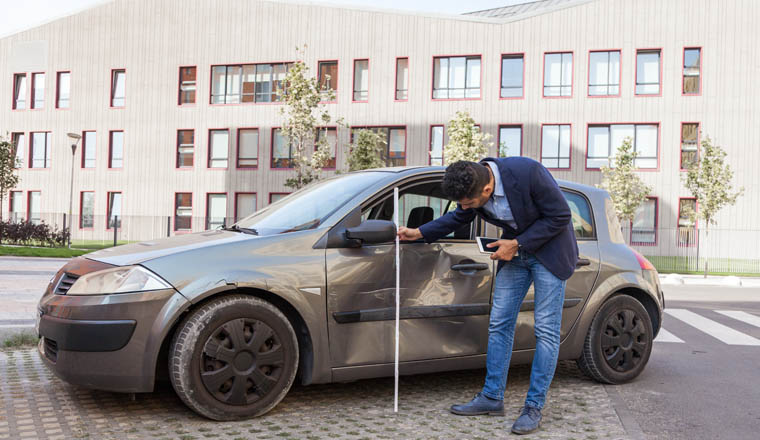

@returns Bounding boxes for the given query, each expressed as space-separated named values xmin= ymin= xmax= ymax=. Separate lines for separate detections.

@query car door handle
xmin=576 ymin=258 xmax=591 ymax=267
xmin=451 ymin=263 xmax=490 ymax=271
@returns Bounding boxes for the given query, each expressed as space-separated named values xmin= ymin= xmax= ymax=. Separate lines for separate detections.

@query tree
xmin=279 ymin=45 xmax=342 ymax=190
xmin=597 ymin=137 xmax=653 ymax=229
xmin=443 ymin=111 xmax=493 ymax=164
xmin=0 ymin=136 xmax=20 ymax=223
xmin=682 ymin=135 xmax=744 ymax=276
xmin=346 ymin=129 xmax=386 ymax=171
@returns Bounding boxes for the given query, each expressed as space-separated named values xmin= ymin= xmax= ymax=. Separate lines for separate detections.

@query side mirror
xmin=345 ymin=220 xmax=397 ymax=245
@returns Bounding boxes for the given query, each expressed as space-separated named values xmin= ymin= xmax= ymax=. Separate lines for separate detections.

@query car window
xmin=362 ymin=181 xmax=471 ymax=239
xmin=562 ymin=190 xmax=595 ymax=239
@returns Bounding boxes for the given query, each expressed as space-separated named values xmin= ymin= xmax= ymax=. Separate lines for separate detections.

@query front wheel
xmin=169 ymin=295 xmax=299 ymax=420
xmin=576 ymin=295 xmax=653 ymax=384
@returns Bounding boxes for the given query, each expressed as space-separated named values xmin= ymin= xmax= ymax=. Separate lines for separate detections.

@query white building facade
xmin=1 ymin=0 xmax=758 ymax=269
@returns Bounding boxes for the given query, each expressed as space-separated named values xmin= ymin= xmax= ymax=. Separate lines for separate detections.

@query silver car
xmin=37 ymin=166 xmax=664 ymax=420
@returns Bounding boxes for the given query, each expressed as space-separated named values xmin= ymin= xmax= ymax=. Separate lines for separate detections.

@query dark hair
xmin=441 ymin=161 xmax=490 ymax=201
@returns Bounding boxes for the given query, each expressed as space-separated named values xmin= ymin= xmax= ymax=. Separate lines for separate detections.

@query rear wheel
xmin=577 ymin=295 xmax=653 ymax=384
xmin=169 ymin=295 xmax=298 ymax=420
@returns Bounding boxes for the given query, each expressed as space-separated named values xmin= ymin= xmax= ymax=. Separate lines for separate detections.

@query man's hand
xmin=397 ymin=226 xmax=423 ymax=241
xmin=486 ymin=239 xmax=519 ymax=261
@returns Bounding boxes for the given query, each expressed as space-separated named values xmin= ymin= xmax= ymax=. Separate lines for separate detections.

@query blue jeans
xmin=481 ymin=251 xmax=567 ymax=409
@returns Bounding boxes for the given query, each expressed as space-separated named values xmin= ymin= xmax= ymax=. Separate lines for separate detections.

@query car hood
xmin=85 ymin=230 xmax=257 ymax=266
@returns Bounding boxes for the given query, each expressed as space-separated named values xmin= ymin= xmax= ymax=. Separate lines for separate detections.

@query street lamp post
xmin=66 ymin=133 xmax=82 ymax=249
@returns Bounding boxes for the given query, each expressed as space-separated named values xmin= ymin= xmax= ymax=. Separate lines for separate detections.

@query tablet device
xmin=477 ymin=237 xmax=518 ymax=256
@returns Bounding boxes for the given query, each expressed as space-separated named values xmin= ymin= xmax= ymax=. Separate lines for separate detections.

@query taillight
xmin=630 ymin=248 xmax=655 ymax=270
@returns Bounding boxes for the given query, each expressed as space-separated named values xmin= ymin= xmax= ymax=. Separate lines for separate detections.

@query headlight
xmin=67 ymin=265 xmax=172 ymax=295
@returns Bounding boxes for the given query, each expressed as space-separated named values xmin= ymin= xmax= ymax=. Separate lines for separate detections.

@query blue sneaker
xmin=511 ymin=405 xmax=542 ymax=434
xmin=450 ymin=393 xmax=505 ymax=416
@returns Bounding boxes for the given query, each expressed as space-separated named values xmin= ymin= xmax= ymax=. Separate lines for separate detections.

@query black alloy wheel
xmin=577 ymin=295 xmax=654 ymax=384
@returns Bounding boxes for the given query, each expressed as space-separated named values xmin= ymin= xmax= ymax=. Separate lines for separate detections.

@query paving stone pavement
xmin=0 ymin=347 xmax=629 ymax=440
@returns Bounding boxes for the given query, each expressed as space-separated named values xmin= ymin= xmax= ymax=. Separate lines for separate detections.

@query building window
xmin=206 ymin=193 xmax=227 ymax=230
xmin=352 ymin=59 xmax=369 ymax=102
xmin=499 ymin=125 xmax=522 ymax=158
xmin=109 ymin=131 xmax=123 ymax=168
xmin=433 ymin=56 xmax=481 ymax=99
xmin=82 ymin=131 xmax=96 ymax=168
xmin=30 ymin=73 xmax=44 ymax=109
xmin=315 ymin=128 xmax=337 ymax=169
xmin=680 ymin=123 xmax=699 ymax=170
xmin=13 ymin=74 xmax=26 ymax=109
xmin=429 ymin=125 xmax=444 ymax=165
xmin=318 ymin=61 xmax=338 ymax=100
xmin=544 ymin=52 xmax=572 ymax=97
xmin=30 ymin=132 xmax=51 ymax=168
xmin=177 ymin=130 xmax=194 ymax=168
xmin=10 ymin=191 xmax=23 ymax=222
xmin=588 ymin=50 xmax=620 ymax=96
xmin=683 ymin=48 xmax=701 ymax=95
xmin=350 ymin=127 xmax=406 ymax=166
xmin=271 ymin=128 xmax=293 ymax=168
xmin=111 ymin=69 xmax=125 ymax=107
xmin=174 ymin=193 xmax=192 ymax=231
xmin=269 ymin=193 xmax=289 ymax=204
xmin=10 ymin=132 xmax=25 ymax=168
xmin=500 ymin=54 xmax=524 ymax=98
xmin=80 ymin=191 xmax=94 ymax=228
xmin=395 ymin=57 xmax=408 ymax=100
xmin=211 ymin=63 xmax=289 ymax=104
xmin=631 ymin=197 xmax=657 ymax=245
xmin=208 ymin=129 xmax=229 ymax=168
xmin=107 ymin=192 xmax=122 ymax=229
xmin=56 ymin=72 xmax=70 ymax=108
xmin=635 ymin=50 xmax=660 ymax=95
xmin=27 ymin=191 xmax=41 ymax=225
xmin=587 ymin=124 xmax=658 ymax=169
xmin=237 ymin=128 xmax=258 ymax=168
xmin=678 ymin=198 xmax=697 ymax=246
xmin=235 ymin=193 xmax=256 ymax=222
xmin=541 ymin=125 xmax=571 ymax=169
xmin=178 ymin=66 xmax=196 ymax=105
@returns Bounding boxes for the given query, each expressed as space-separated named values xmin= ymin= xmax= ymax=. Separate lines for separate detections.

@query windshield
xmin=235 ymin=172 xmax=390 ymax=235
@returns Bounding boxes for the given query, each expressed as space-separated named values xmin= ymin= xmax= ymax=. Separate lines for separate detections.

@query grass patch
xmin=3 ymin=333 xmax=40 ymax=348
xmin=645 ymin=255 xmax=760 ymax=277
xmin=70 ymin=240 xmax=133 ymax=250
xmin=0 ymin=245 xmax=91 ymax=258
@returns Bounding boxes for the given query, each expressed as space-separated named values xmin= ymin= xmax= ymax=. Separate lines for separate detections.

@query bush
xmin=0 ymin=219 xmax=70 ymax=247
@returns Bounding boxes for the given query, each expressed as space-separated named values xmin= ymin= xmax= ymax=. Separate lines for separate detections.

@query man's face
xmin=457 ymin=184 xmax=493 ymax=210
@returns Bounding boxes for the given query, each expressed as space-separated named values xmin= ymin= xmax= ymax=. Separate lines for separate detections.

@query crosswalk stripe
xmin=715 ymin=311 xmax=760 ymax=329
xmin=654 ymin=328 xmax=684 ymax=343
xmin=664 ymin=309 xmax=760 ymax=346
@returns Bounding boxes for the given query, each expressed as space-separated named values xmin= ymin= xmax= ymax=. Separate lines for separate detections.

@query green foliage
xmin=0 ymin=135 xmax=21 ymax=222
xmin=682 ymin=136 xmax=744 ymax=233
xmin=346 ymin=129 xmax=386 ymax=171
xmin=443 ymin=111 xmax=493 ymax=164
xmin=597 ymin=137 xmax=653 ymax=224
xmin=279 ymin=45 xmax=343 ymax=190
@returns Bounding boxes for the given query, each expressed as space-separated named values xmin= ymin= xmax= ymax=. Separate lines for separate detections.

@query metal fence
xmin=2 ymin=212 xmax=759 ymax=275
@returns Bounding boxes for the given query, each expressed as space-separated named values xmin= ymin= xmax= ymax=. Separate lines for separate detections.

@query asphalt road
xmin=610 ymin=285 xmax=760 ymax=440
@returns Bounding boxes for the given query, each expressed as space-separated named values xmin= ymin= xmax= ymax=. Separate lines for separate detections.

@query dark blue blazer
xmin=418 ymin=157 xmax=579 ymax=280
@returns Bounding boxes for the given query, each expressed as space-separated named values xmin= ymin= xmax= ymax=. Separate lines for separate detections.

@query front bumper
xmin=37 ymin=286 xmax=189 ymax=393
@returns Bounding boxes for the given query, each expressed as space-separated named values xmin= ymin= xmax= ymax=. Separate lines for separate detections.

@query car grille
xmin=43 ymin=337 xmax=58 ymax=363
xmin=54 ymin=273 xmax=79 ymax=295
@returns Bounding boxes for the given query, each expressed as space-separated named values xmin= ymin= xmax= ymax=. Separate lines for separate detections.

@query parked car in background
xmin=36 ymin=166 xmax=664 ymax=420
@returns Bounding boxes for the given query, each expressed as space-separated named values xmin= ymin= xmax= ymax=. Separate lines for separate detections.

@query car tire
xmin=169 ymin=294 xmax=298 ymax=420
xmin=576 ymin=294 xmax=653 ymax=384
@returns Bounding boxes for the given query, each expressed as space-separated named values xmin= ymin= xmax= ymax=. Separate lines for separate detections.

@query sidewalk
xmin=660 ymin=273 xmax=760 ymax=287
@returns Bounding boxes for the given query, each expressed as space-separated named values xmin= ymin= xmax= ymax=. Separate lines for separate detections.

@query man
xmin=397 ymin=157 xmax=578 ymax=435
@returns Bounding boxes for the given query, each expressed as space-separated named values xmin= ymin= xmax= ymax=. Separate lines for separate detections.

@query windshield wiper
xmin=223 ymin=224 xmax=258 ymax=235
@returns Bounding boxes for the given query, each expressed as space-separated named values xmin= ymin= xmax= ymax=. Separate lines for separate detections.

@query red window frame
xmin=178 ymin=66 xmax=197 ymax=105
xmin=542 ymin=51 xmax=574 ymax=98
xmin=236 ymin=127 xmax=259 ymax=169
xmin=351 ymin=59 xmax=369 ymax=103
xmin=679 ymin=122 xmax=700 ymax=171
xmin=498 ymin=124 xmax=524 ymax=159
xmin=55 ymin=71 xmax=70 ymax=109
xmin=110 ymin=68 xmax=126 ymax=108
xmin=26 ymin=191 xmax=41 ymax=223
xmin=106 ymin=191 xmax=122 ymax=230
xmin=174 ymin=192 xmax=193 ymax=232
xmin=350 ymin=125 xmax=407 ymax=167
xmin=682 ymin=47 xmax=702 ymax=96
xmin=269 ymin=192 xmax=291 ymax=205
xmin=584 ymin=123 xmax=660 ymax=171
xmin=30 ymin=72 xmax=44 ymax=110
xmin=394 ymin=57 xmax=409 ymax=101
xmin=81 ymin=130 xmax=96 ymax=169
xmin=176 ymin=129 xmax=195 ymax=169
xmin=429 ymin=125 xmax=445 ymax=165
xmin=10 ymin=132 xmax=25 ymax=168
xmin=630 ymin=196 xmax=658 ymax=246
xmin=315 ymin=127 xmax=337 ymax=170
xmin=270 ymin=127 xmax=293 ymax=169
xmin=207 ymin=128 xmax=229 ymax=169
xmin=9 ymin=190 xmax=23 ymax=221
xmin=634 ymin=49 xmax=662 ymax=97
xmin=431 ymin=54 xmax=483 ymax=101
xmin=108 ymin=130 xmax=124 ymax=169
xmin=499 ymin=53 xmax=525 ymax=100
xmin=317 ymin=60 xmax=339 ymax=103
xmin=587 ymin=49 xmax=621 ymax=98
xmin=79 ymin=191 xmax=95 ymax=230
xmin=29 ymin=131 xmax=51 ymax=169
xmin=205 ymin=192 xmax=227 ymax=230
xmin=12 ymin=73 xmax=26 ymax=110
xmin=677 ymin=197 xmax=698 ymax=248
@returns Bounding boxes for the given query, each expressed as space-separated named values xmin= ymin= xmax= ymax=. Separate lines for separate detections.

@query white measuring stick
xmin=394 ymin=187 xmax=400 ymax=413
